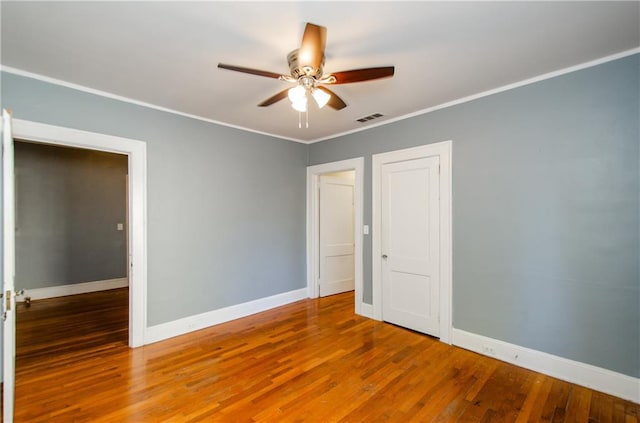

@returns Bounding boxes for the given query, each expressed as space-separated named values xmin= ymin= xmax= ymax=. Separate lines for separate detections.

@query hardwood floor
xmin=15 ymin=289 xmax=639 ymax=422
xmin=16 ymin=288 xmax=129 ymax=371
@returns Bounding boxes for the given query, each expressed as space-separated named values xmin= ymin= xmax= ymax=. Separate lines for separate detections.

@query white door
xmin=381 ymin=156 xmax=440 ymax=336
xmin=319 ymin=174 xmax=355 ymax=297
xmin=2 ymin=109 xmax=17 ymax=422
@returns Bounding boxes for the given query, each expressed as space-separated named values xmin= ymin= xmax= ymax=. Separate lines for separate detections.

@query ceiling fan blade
xmin=316 ymin=86 xmax=347 ymax=110
xmin=258 ymin=89 xmax=290 ymax=107
xmin=327 ymin=66 xmax=395 ymax=84
xmin=218 ymin=63 xmax=284 ymax=79
xmin=298 ymin=23 xmax=327 ymax=74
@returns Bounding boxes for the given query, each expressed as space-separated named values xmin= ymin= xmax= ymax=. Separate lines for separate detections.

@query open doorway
xmin=14 ymin=140 xmax=129 ymax=366
xmin=10 ymin=119 xmax=147 ymax=348
xmin=306 ymin=158 xmax=365 ymax=315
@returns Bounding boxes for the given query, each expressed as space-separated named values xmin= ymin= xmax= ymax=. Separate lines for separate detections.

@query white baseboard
xmin=452 ymin=328 xmax=639 ymax=404
xmin=358 ymin=302 xmax=374 ymax=319
xmin=18 ymin=278 xmax=129 ymax=301
xmin=145 ymin=288 xmax=308 ymax=345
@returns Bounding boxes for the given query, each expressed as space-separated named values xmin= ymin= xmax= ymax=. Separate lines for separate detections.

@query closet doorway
xmin=306 ymin=157 xmax=365 ymax=315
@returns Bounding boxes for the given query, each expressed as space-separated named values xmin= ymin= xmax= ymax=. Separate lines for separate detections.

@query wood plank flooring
xmin=15 ymin=289 xmax=639 ymax=422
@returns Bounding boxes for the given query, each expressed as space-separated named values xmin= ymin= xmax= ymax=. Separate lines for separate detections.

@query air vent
xmin=356 ymin=113 xmax=385 ymax=123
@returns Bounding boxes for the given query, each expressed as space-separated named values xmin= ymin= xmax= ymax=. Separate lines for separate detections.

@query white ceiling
xmin=1 ymin=1 xmax=639 ymax=143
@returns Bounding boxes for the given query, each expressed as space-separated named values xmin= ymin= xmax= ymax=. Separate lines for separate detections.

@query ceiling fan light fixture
xmin=288 ymin=85 xmax=306 ymax=103
xmin=288 ymin=85 xmax=308 ymax=112
xmin=312 ymin=88 xmax=331 ymax=109
xmin=218 ymin=23 xmax=393 ymax=126
xmin=291 ymin=99 xmax=307 ymax=113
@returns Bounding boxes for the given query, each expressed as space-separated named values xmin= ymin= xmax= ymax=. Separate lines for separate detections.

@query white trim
xmin=306 ymin=158 xmax=364 ymax=315
xmin=145 ymin=288 xmax=307 ymax=345
xmin=3 ymin=108 xmax=17 ymax=422
xmin=308 ymin=47 xmax=640 ymax=143
xmin=0 ymin=66 xmax=305 ymax=145
xmin=3 ymin=48 xmax=638 ymax=145
xmin=372 ymin=141 xmax=453 ymax=344
xmin=17 ymin=278 xmax=128 ymax=302
xmin=452 ymin=328 xmax=640 ymax=404
xmin=12 ymin=119 xmax=148 ymax=348
xmin=359 ymin=302 xmax=374 ymax=319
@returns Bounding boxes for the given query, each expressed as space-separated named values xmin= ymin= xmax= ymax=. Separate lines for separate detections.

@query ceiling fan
xmin=218 ymin=23 xmax=394 ymax=116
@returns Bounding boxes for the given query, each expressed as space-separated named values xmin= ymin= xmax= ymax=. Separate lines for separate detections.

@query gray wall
xmin=14 ymin=141 xmax=128 ymax=289
xmin=1 ymin=54 xmax=637 ymax=382
xmin=1 ymin=71 xmax=308 ymax=328
xmin=308 ymin=54 xmax=640 ymax=378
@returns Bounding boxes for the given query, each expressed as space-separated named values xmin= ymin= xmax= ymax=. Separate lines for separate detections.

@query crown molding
xmin=0 ymin=65 xmax=307 ymax=144
xmin=308 ymin=47 xmax=640 ymax=143
xmin=3 ymin=46 xmax=638 ymax=145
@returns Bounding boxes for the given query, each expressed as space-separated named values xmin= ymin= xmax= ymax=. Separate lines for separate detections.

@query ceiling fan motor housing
xmin=287 ymin=49 xmax=324 ymax=79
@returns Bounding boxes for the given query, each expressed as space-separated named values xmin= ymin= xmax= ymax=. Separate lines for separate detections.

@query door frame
xmin=11 ymin=119 xmax=147 ymax=347
xmin=372 ymin=141 xmax=452 ymax=344
xmin=307 ymin=158 xmax=364 ymax=313
xmin=3 ymin=109 xmax=17 ymax=422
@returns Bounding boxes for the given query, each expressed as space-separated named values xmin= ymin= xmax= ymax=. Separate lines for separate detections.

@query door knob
xmin=382 ymin=254 xmax=388 ymax=259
